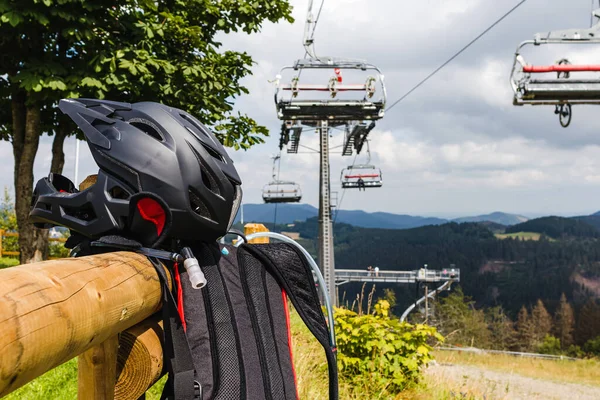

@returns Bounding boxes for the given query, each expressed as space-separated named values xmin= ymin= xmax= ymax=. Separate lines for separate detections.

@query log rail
xmin=0 ymin=251 xmax=168 ymax=399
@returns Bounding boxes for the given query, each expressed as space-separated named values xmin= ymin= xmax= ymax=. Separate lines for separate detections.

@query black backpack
xmin=148 ymin=241 xmax=338 ymax=400
xmin=63 ymin=192 xmax=337 ymax=399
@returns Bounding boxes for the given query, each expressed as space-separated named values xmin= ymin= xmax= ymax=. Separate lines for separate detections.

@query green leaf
xmin=80 ymin=77 xmax=103 ymax=88
xmin=1 ymin=11 xmax=23 ymax=27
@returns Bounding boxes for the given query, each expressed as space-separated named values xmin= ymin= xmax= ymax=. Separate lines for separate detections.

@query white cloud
xmin=3 ymin=0 xmax=600 ymax=217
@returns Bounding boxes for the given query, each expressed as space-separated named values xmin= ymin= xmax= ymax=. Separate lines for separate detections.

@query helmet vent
xmin=201 ymin=165 xmax=219 ymax=196
xmin=180 ymin=113 xmax=209 ymax=138
xmin=129 ymin=118 xmax=164 ymax=142
xmin=109 ymin=186 xmax=130 ymax=200
xmin=200 ymin=142 xmax=224 ymax=163
xmin=62 ymin=202 xmax=97 ymax=222
xmin=189 ymin=188 xmax=212 ymax=220
xmin=38 ymin=202 xmax=52 ymax=211
xmin=189 ymin=142 xmax=222 ymax=197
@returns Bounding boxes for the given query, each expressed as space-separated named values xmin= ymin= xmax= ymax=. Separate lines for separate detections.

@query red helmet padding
xmin=136 ymin=197 xmax=166 ymax=236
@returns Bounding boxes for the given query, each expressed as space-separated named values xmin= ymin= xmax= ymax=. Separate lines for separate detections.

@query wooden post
xmin=244 ymin=223 xmax=270 ymax=244
xmin=0 ymin=251 xmax=168 ymax=397
xmin=115 ymin=317 xmax=165 ymax=400
xmin=78 ymin=335 xmax=119 ymax=400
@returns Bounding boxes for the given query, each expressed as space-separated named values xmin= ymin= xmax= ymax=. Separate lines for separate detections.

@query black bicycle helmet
xmin=30 ymin=98 xmax=242 ymax=242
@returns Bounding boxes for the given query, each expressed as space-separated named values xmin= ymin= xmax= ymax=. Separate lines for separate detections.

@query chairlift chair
xmin=262 ymin=181 xmax=303 ymax=203
xmin=340 ymin=164 xmax=383 ymax=189
xmin=262 ymin=153 xmax=302 ymax=203
xmin=510 ymin=8 xmax=600 ymax=127
xmin=274 ymin=58 xmax=387 ymax=126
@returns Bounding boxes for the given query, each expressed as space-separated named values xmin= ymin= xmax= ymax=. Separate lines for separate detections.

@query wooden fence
xmin=0 ymin=229 xmax=67 ymax=258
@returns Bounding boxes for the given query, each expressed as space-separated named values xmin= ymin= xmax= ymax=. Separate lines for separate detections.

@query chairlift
xmin=274 ymin=59 xmax=387 ymax=125
xmin=510 ymin=8 xmax=600 ymax=127
xmin=262 ymin=181 xmax=303 ymax=203
xmin=340 ymin=164 xmax=382 ymax=189
xmin=262 ymin=153 xmax=302 ymax=203
xmin=340 ymin=139 xmax=382 ymax=189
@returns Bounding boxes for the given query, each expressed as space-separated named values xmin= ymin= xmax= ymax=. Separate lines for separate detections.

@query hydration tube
xmin=87 ymin=241 xmax=207 ymax=289
xmin=233 ymin=231 xmax=337 ymax=350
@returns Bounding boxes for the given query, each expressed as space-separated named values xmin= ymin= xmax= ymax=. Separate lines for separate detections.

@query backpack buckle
xmin=194 ymin=381 xmax=202 ymax=399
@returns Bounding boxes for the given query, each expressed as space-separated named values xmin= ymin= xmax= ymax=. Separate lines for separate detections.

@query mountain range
xmin=234 ymin=203 xmax=529 ymax=229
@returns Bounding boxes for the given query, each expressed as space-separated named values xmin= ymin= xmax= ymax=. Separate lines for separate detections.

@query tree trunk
xmin=11 ymin=90 xmax=25 ymax=166
xmin=14 ymin=103 xmax=46 ymax=264
xmin=50 ymin=121 xmax=68 ymax=174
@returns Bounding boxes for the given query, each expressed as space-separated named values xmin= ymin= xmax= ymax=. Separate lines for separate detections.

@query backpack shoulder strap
xmin=240 ymin=243 xmax=339 ymax=400
xmin=148 ymin=257 xmax=200 ymax=400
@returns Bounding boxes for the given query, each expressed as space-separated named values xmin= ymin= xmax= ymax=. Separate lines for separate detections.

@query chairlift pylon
xmin=262 ymin=153 xmax=303 ymax=203
xmin=510 ymin=8 xmax=600 ymax=127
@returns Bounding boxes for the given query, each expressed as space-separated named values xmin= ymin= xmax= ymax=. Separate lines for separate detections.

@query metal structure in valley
xmin=510 ymin=7 xmax=600 ymax=127
xmin=334 ymin=267 xmax=460 ymax=322
xmin=273 ymin=0 xmax=386 ymax=305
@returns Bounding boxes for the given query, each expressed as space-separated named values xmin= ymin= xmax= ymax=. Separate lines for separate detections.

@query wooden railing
xmin=0 ymin=229 xmax=67 ymax=259
xmin=0 ymin=251 xmax=169 ymax=399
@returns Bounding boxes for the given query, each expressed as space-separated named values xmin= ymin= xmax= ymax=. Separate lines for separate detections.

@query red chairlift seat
xmin=510 ymin=8 xmax=600 ymax=127
xmin=340 ymin=165 xmax=382 ymax=189
xmin=522 ymin=64 xmax=600 ymax=73
xmin=343 ymin=174 xmax=380 ymax=179
xmin=280 ymin=84 xmax=371 ymax=91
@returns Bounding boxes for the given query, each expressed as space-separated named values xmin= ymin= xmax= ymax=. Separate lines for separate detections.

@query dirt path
xmin=426 ymin=362 xmax=600 ymax=400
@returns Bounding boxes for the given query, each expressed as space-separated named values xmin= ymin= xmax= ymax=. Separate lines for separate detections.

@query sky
xmin=2 ymin=0 xmax=600 ymax=219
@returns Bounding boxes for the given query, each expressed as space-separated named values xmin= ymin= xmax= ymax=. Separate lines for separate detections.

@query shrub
xmin=583 ymin=336 xmax=600 ymax=356
xmin=537 ymin=335 xmax=561 ymax=355
xmin=49 ymin=241 xmax=70 ymax=259
xmin=566 ymin=344 xmax=584 ymax=358
xmin=335 ymin=299 xmax=443 ymax=394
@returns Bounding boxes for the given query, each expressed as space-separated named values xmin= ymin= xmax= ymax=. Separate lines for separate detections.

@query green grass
xmin=4 ymin=359 xmax=78 ymax=400
xmin=0 ymin=256 xmax=19 ymax=269
xmin=495 ymin=231 xmax=543 ymax=241
xmin=3 ymin=358 xmax=168 ymax=399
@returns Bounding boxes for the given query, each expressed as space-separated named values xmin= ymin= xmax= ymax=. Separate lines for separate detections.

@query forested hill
xmin=506 ymin=216 xmax=600 ymax=239
xmin=276 ymin=218 xmax=600 ymax=316
xmin=572 ymin=215 xmax=600 ymax=232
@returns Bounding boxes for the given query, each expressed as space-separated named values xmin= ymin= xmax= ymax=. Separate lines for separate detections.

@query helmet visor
xmin=227 ymin=185 xmax=242 ymax=232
